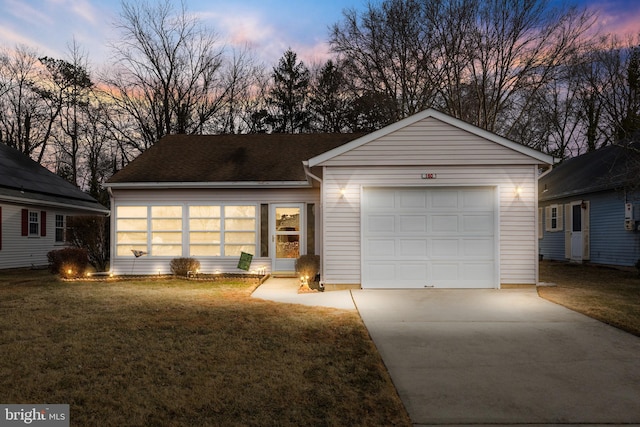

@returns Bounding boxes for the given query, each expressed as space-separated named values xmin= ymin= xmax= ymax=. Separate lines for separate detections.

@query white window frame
xmin=28 ymin=211 xmax=40 ymax=237
xmin=55 ymin=214 xmax=66 ymax=243
xmin=545 ymin=204 xmax=563 ymax=232
xmin=115 ymin=203 xmax=258 ymax=258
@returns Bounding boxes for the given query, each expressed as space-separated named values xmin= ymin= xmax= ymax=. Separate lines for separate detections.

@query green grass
xmin=0 ymin=270 xmax=411 ymax=426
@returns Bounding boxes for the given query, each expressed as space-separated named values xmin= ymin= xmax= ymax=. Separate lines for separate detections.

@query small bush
xmin=170 ymin=257 xmax=201 ymax=276
xmin=295 ymin=254 xmax=320 ymax=279
xmin=47 ymin=247 xmax=89 ymax=279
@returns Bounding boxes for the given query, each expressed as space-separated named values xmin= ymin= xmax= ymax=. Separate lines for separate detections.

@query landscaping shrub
xmin=67 ymin=215 xmax=109 ymax=271
xmin=295 ymin=254 xmax=320 ymax=279
xmin=170 ymin=257 xmax=201 ymax=276
xmin=47 ymin=247 xmax=89 ymax=279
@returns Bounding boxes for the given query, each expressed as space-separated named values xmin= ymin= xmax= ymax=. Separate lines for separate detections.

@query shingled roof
xmin=0 ymin=143 xmax=107 ymax=212
xmin=106 ymin=133 xmax=366 ymax=184
xmin=539 ymin=143 xmax=640 ymax=202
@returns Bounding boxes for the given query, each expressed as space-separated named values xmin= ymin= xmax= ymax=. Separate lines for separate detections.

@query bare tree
xmin=214 ymin=47 xmax=266 ymax=134
xmin=104 ymin=0 xmax=226 ymax=151
xmin=330 ymin=0 xmax=438 ymax=121
xmin=0 ymin=46 xmax=61 ymax=162
xmin=330 ymin=0 xmax=595 ymax=140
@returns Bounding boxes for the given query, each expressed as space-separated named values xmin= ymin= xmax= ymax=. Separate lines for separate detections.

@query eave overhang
xmin=104 ymin=180 xmax=314 ymax=190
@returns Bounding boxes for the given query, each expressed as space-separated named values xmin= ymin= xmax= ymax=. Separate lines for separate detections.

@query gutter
xmin=302 ymin=161 xmax=322 ymax=184
xmin=104 ymin=180 xmax=313 ymax=190
xmin=0 ymin=193 xmax=109 ymax=215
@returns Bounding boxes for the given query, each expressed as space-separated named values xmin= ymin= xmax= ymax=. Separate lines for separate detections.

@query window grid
xmin=151 ymin=206 xmax=182 ymax=257
xmin=28 ymin=211 xmax=39 ymax=236
xmin=115 ymin=206 xmax=148 ymax=256
xmin=55 ymin=214 xmax=65 ymax=242
xmin=189 ymin=206 xmax=221 ymax=257
xmin=115 ymin=204 xmax=258 ymax=257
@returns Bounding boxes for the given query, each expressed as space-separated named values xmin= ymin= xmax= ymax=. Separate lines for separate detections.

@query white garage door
xmin=362 ymin=187 xmax=497 ymax=288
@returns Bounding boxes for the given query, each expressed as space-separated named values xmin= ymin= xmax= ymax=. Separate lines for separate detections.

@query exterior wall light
xmin=515 ymin=186 xmax=523 ymax=199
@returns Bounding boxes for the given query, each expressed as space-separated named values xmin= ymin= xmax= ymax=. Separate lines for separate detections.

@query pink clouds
xmin=585 ymin=0 xmax=640 ymax=38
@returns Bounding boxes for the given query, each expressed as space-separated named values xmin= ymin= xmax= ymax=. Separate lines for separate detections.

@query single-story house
xmin=539 ymin=143 xmax=640 ymax=267
xmin=0 ymin=143 xmax=109 ymax=269
xmin=104 ymin=109 xmax=553 ymax=289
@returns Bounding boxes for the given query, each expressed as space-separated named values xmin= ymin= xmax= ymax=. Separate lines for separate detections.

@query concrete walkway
xmin=251 ymin=277 xmax=356 ymax=310
xmin=252 ymin=281 xmax=640 ymax=426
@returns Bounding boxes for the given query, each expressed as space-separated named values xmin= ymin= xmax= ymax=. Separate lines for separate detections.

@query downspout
xmin=303 ymin=161 xmax=324 ymax=287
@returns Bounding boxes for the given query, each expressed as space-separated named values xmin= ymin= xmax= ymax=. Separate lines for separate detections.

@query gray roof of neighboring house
xmin=106 ymin=133 xmax=366 ymax=185
xmin=0 ymin=143 xmax=108 ymax=213
xmin=539 ymin=143 xmax=640 ymax=202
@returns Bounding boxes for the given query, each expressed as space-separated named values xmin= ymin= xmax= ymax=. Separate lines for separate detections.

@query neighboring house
xmin=0 ymin=143 xmax=109 ymax=269
xmin=539 ymin=143 xmax=640 ymax=267
xmin=104 ymin=109 xmax=553 ymax=289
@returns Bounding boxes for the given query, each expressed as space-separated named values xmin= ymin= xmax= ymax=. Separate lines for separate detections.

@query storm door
xmin=271 ymin=204 xmax=304 ymax=274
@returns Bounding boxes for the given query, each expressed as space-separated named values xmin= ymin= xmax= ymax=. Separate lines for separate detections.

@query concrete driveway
xmin=351 ymin=287 xmax=640 ymax=426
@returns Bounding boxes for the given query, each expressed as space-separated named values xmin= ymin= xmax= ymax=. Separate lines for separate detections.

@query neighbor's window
xmin=151 ymin=206 xmax=183 ymax=256
xmin=223 ymin=205 xmax=256 ymax=256
xmin=55 ymin=214 xmax=65 ymax=242
xmin=29 ymin=211 xmax=40 ymax=236
xmin=189 ymin=205 xmax=221 ymax=256
xmin=545 ymin=204 xmax=563 ymax=232
xmin=116 ymin=206 xmax=148 ymax=256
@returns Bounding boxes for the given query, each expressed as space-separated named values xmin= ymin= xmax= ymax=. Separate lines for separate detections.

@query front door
xmin=271 ymin=204 xmax=304 ymax=274
xmin=570 ymin=203 xmax=582 ymax=260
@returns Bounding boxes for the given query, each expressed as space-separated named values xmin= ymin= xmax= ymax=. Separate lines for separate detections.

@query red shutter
xmin=22 ymin=209 xmax=28 ymax=236
xmin=40 ymin=211 xmax=46 ymax=237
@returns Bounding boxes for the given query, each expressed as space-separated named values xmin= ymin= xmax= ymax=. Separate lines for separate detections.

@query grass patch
xmin=538 ymin=261 xmax=640 ymax=337
xmin=0 ymin=270 xmax=410 ymax=426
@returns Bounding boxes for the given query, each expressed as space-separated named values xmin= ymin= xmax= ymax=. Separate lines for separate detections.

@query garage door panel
xmin=399 ymin=239 xmax=428 ymax=257
xmin=432 ymin=263 xmax=459 ymax=281
xmin=432 ymin=215 xmax=459 ymax=233
xmin=365 ymin=263 xmax=397 ymax=281
xmin=363 ymin=187 xmax=496 ymax=289
xmin=397 ymin=263 xmax=428 ymax=281
xmin=399 ymin=215 xmax=427 ymax=232
xmin=462 ymin=239 xmax=494 ymax=257
xmin=367 ymin=190 xmax=396 ymax=208
xmin=431 ymin=190 xmax=459 ymax=209
xmin=462 ymin=214 xmax=494 ymax=233
xmin=368 ymin=215 xmax=395 ymax=233
xmin=366 ymin=239 xmax=395 ymax=257
xmin=431 ymin=239 xmax=459 ymax=257
xmin=399 ymin=191 xmax=427 ymax=208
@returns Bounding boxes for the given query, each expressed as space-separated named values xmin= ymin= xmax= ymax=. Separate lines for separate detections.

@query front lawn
xmin=538 ymin=261 xmax=640 ymax=337
xmin=0 ymin=270 xmax=410 ymax=426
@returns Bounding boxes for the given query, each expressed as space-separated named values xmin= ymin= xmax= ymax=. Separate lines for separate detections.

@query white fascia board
xmin=104 ymin=181 xmax=313 ymax=190
xmin=0 ymin=194 xmax=110 ymax=214
xmin=308 ymin=108 xmax=555 ymax=166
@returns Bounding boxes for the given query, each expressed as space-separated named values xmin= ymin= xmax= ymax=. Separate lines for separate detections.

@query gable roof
xmin=106 ymin=133 xmax=365 ymax=187
xmin=308 ymin=108 xmax=554 ymax=167
xmin=539 ymin=143 xmax=640 ymax=201
xmin=0 ymin=143 xmax=108 ymax=213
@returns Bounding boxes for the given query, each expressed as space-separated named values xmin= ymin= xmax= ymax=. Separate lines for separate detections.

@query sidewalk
xmin=251 ymin=277 xmax=356 ymax=310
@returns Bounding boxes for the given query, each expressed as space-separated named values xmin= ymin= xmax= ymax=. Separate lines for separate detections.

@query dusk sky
xmin=0 ymin=0 xmax=639 ymax=68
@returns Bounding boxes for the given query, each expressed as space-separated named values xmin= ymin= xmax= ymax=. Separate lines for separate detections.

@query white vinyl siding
xmin=322 ymin=165 xmax=539 ymax=286
xmin=0 ymin=203 xmax=100 ymax=269
xmin=318 ymin=117 xmax=545 ymax=167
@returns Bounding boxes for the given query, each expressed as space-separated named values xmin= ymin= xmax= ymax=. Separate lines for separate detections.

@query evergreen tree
xmin=267 ymin=49 xmax=310 ymax=133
